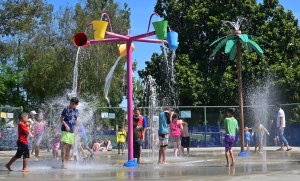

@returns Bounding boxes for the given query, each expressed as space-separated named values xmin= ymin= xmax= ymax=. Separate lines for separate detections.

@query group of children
xmin=244 ymin=122 xmax=270 ymax=153
xmin=223 ymin=108 xmax=272 ymax=167
xmin=5 ymin=98 xmax=292 ymax=171
xmin=5 ymin=97 xmax=80 ymax=171
xmin=157 ymin=108 xmax=191 ymax=164
xmin=169 ymin=113 xmax=190 ymax=157
xmin=92 ymin=137 xmax=113 ymax=152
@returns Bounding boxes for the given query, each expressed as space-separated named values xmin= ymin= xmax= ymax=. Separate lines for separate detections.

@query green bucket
xmin=152 ymin=20 xmax=168 ymax=40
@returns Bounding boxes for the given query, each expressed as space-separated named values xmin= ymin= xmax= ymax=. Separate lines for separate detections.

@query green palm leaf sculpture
xmin=209 ymin=17 xmax=264 ymax=156
xmin=210 ymin=33 xmax=263 ymax=61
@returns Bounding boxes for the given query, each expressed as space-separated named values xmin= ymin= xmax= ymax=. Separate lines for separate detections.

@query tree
xmin=139 ymin=0 xmax=300 ymax=109
xmin=0 ymin=0 xmax=53 ymax=108
xmin=0 ymin=0 xmax=131 ymax=110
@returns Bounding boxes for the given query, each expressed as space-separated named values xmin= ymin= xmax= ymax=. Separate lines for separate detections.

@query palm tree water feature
xmin=210 ymin=17 xmax=264 ymax=156
xmin=73 ymin=12 xmax=178 ymax=167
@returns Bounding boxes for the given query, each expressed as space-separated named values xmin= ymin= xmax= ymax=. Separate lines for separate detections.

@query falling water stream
xmin=162 ymin=42 xmax=178 ymax=107
xmin=71 ymin=47 xmax=81 ymax=97
xmin=104 ymin=55 xmax=122 ymax=107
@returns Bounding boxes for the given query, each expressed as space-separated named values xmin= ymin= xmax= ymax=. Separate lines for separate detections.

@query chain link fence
xmin=1 ymin=104 xmax=299 ymax=151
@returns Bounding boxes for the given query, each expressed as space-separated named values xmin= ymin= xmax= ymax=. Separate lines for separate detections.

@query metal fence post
xmin=204 ymin=106 xmax=207 ymax=147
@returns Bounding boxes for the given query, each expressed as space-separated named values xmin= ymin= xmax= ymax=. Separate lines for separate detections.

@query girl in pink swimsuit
xmin=52 ymin=128 xmax=61 ymax=160
xmin=31 ymin=113 xmax=46 ymax=158
xmin=169 ymin=113 xmax=182 ymax=157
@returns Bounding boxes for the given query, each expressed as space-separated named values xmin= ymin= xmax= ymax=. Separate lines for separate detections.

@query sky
xmin=48 ymin=0 xmax=300 ymax=77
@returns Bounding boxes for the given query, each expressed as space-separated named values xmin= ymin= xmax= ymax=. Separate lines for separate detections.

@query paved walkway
xmin=0 ymin=147 xmax=299 ymax=180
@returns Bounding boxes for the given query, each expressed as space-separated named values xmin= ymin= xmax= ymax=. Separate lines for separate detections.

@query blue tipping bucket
xmin=167 ymin=31 xmax=179 ymax=50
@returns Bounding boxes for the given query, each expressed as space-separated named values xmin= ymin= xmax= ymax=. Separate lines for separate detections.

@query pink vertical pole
xmin=126 ymin=40 xmax=134 ymax=161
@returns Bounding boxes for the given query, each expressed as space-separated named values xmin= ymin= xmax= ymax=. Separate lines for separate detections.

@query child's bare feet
xmin=22 ymin=168 xmax=31 ymax=172
xmin=5 ymin=164 xmax=12 ymax=171
xmin=226 ymin=163 xmax=230 ymax=167
xmin=231 ymin=162 xmax=235 ymax=167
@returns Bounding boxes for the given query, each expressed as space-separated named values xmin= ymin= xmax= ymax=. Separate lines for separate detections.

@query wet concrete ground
xmin=0 ymin=147 xmax=300 ymax=180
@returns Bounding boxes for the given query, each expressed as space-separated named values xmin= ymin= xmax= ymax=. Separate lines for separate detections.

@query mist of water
xmin=104 ymin=55 xmax=122 ymax=107
xmin=147 ymin=76 xmax=160 ymax=159
xmin=246 ymin=79 xmax=273 ymax=127
xmin=46 ymin=93 xmax=97 ymax=162
xmin=245 ymin=77 xmax=274 ymax=150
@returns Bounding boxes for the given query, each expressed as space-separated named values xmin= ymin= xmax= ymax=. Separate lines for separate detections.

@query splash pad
xmin=73 ymin=12 xmax=178 ymax=167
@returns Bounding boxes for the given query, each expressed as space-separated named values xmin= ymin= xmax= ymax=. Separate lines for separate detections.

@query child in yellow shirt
xmin=117 ymin=126 xmax=127 ymax=154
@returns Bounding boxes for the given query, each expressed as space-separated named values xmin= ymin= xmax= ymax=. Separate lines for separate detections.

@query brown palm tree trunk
xmin=236 ymin=39 xmax=245 ymax=152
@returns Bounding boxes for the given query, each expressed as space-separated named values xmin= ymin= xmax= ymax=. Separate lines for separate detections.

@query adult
xmin=276 ymin=104 xmax=292 ymax=151
xmin=28 ymin=110 xmax=38 ymax=138
xmin=158 ymin=108 xmax=172 ymax=164
xmin=133 ymin=107 xmax=148 ymax=159
xmin=29 ymin=110 xmax=38 ymax=124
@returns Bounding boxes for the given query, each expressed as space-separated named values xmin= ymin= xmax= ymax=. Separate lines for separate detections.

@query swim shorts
xmin=224 ymin=134 xmax=235 ymax=152
xmin=15 ymin=141 xmax=30 ymax=159
xmin=61 ymin=131 xmax=75 ymax=145
xmin=159 ymin=134 xmax=169 ymax=147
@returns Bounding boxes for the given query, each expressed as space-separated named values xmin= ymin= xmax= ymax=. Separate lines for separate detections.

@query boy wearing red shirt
xmin=5 ymin=112 xmax=31 ymax=172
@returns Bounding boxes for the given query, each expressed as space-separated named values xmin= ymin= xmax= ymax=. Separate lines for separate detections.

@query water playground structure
xmin=210 ymin=18 xmax=264 ymax=156
xmin=73 ymin=12 xmax=179 ymax=167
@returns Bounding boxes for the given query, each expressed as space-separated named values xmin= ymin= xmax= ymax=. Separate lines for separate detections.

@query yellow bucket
xmin=118 ymin=44 xmax=135 ymax=57
xmin=92 ymin=20 xmax=108 ymax=40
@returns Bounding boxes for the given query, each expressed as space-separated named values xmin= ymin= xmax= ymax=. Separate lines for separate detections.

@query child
xmin=92 ymin=140 xmax=100 ymax=152
xmin=169 ymin=113 xmax=182 ymax=157
xmin=269 ymin=119 xmax=280 ymax=146
xmin=60 ymin=97 xmax=79 ymax=169
xmin=99 ymin=137 xmax=112 ymax=151
xmin=181 ymin=121 xmax=190 ymax=156
xmin=158 ymin=108 xmax=171 ymax=164
xmin=117 ymin=126 xmax=127 ymax=154
xmin=253 ymin=121 xmax=269 ymax=153
xmin=133 ymin=119 xmax=143 ymax=163
xmin=244 ymin=127 xmax=252 ymax=152
xmin=52 ymin=127 xmax=61 ymax=160
xmin=31 ymin=112 xmax=46 ymax=159
xmin=5 ymin=112 xmax=31 ymax=172
xmin=78 ymin=122 xmax=94 ymax=158
xmin=133 ymin=107 xmax=148 ymax=159
xmin=223 ymin=108 xmax=238 ymax=167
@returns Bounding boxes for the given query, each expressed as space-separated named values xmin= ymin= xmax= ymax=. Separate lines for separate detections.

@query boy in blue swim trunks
xmin=244 ymin=127 xmax=252 ymax=151
xmin=158 ymin=108 xmax=172 ymax=164
xmin=60 ymin=97 xmax=79 ymax=169
xmin=223 ymin=108 xmax=238 ymax=167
